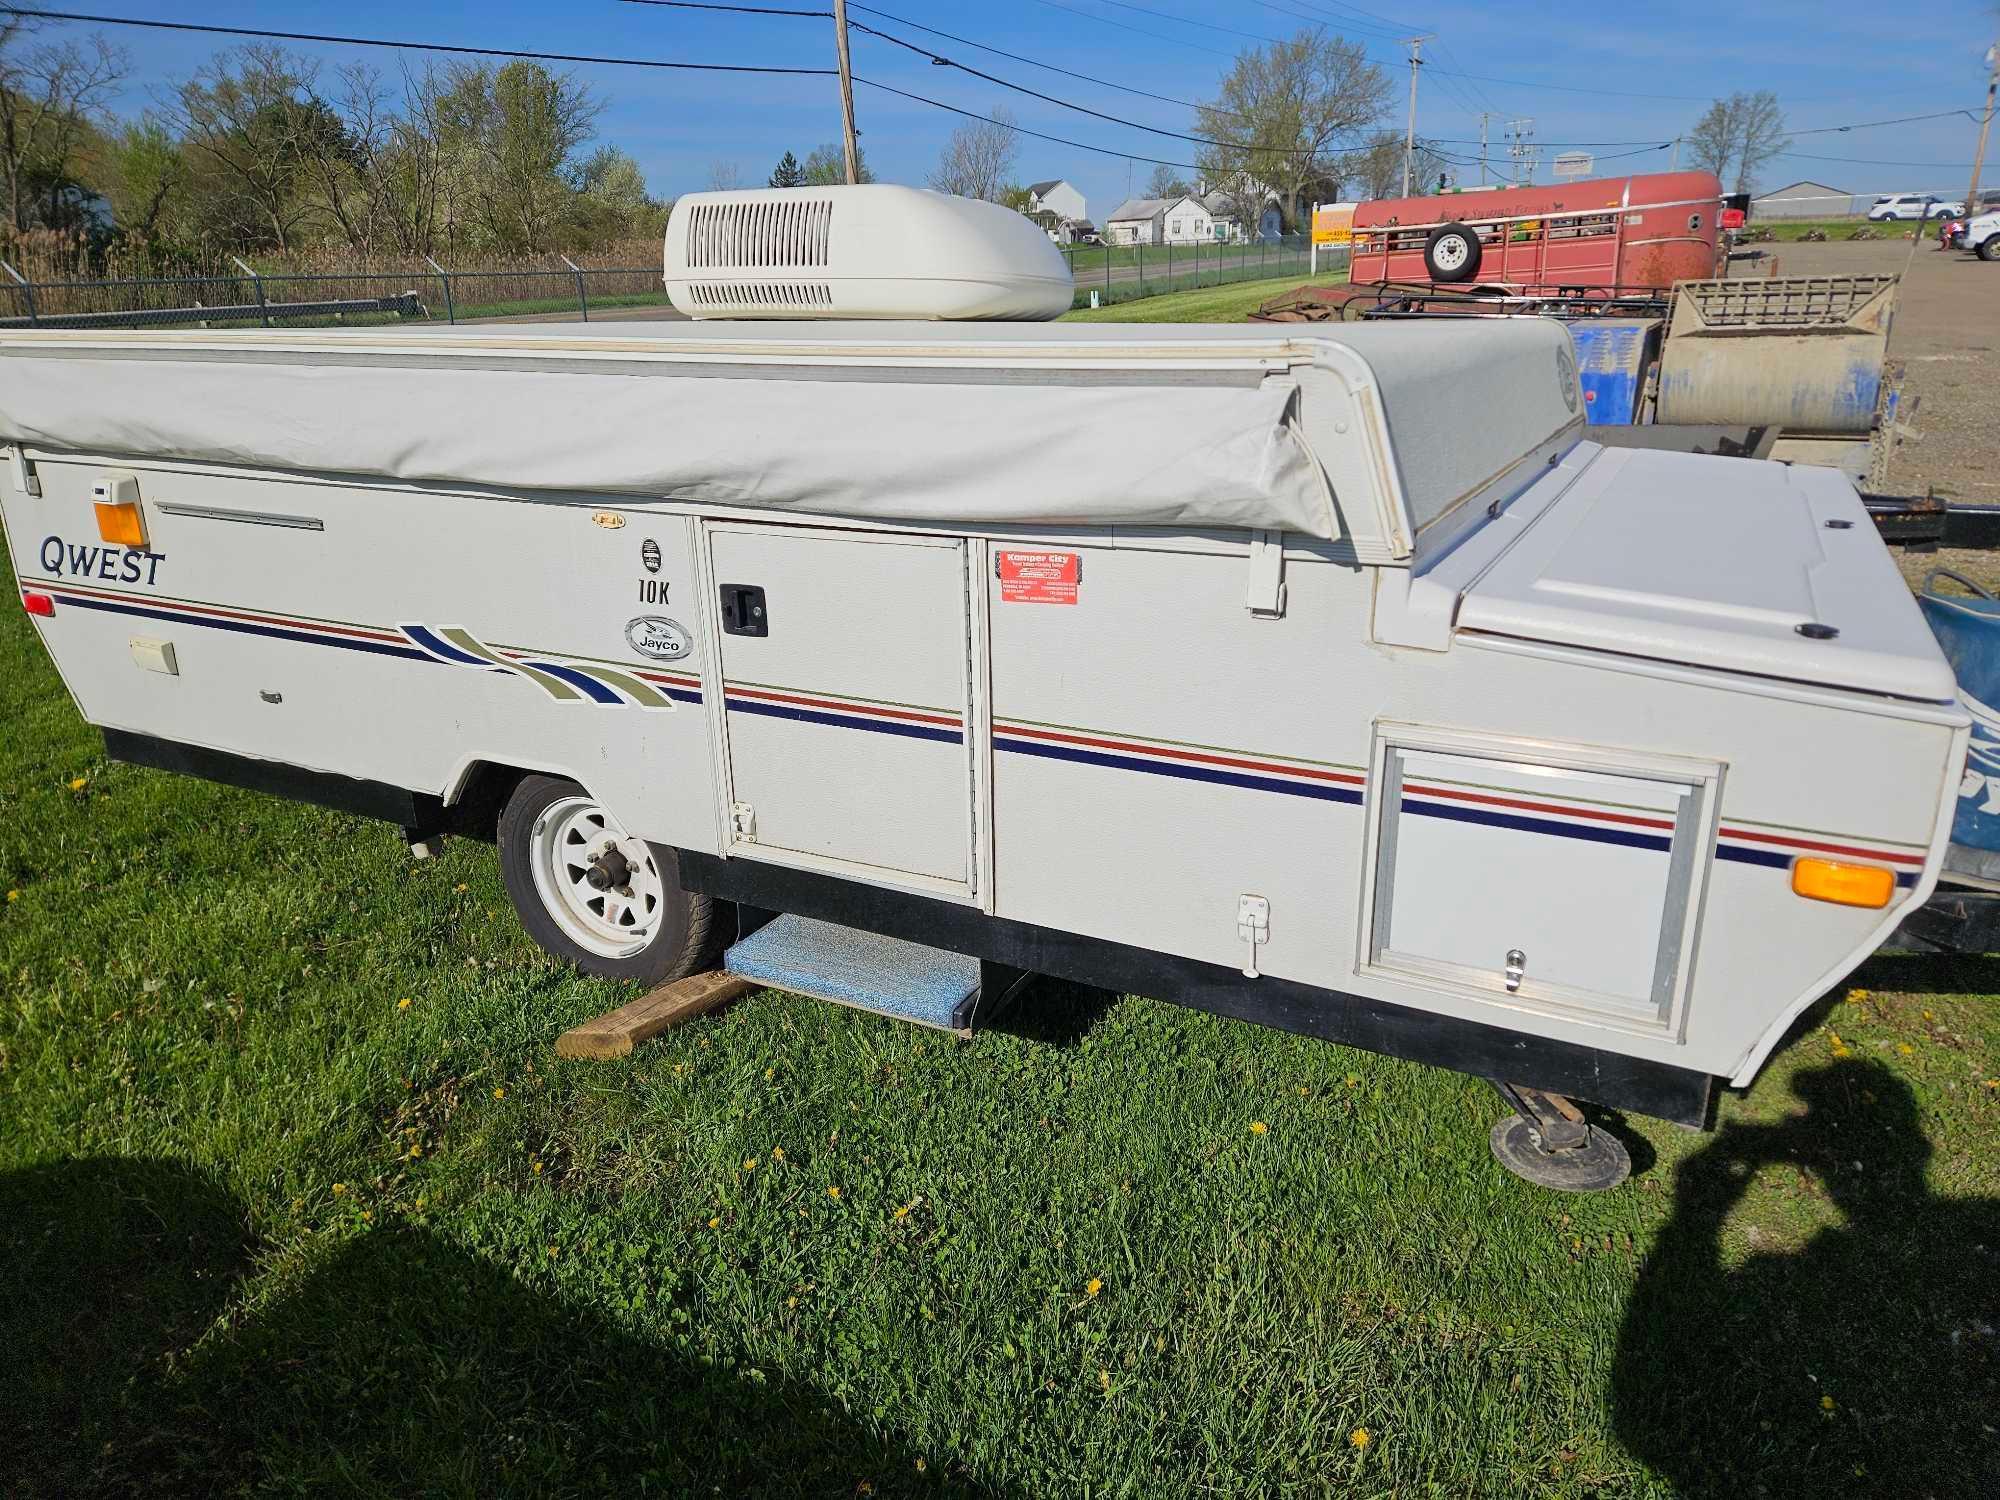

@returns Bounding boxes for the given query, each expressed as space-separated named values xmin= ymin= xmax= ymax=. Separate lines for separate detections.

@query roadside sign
xmin=1553 ymin=151 xmax=1593 ymax=180
xmin=1312 ymin=203 xmax=1356 ymax=246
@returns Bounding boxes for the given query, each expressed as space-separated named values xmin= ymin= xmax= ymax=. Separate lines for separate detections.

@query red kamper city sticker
xmin=997 ymin=550 xmax=1081 ymax=605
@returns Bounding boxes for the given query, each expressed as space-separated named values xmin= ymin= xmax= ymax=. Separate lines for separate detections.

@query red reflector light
xmin=22 ymin=591 xmax=55 ymax=617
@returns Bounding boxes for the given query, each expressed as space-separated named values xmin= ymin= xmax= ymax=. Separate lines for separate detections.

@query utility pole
xmin=1479 ymin=112 xmax=1491 ymax=186
xmin=1400 ymin=34 xmax=1433 ymax=198
xmin=1968 ymin=38 xmax=1998 ymax=220
xmin=1670 ymin=136 xmax=1680 ymax=171
xmin=1505 ymin=117 xmax=1537 ymax=186
xmin=832 ymin=0 xmax=861 ymax=185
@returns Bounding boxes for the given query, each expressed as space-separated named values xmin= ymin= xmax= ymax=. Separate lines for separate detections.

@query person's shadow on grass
xmin=0 ymin=1156 xmax=995 ymax=1498
xmin=1610 ymin=1060 xmax=2000 ymax=1498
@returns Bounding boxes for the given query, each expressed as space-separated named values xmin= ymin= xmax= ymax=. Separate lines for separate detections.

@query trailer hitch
xmin=1487 ymin=1081 xmax=1633 ymax=1192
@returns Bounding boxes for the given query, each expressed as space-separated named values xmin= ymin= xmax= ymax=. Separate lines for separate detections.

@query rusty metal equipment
xmin=1654 ymin=274 xmax=1898 ymax=432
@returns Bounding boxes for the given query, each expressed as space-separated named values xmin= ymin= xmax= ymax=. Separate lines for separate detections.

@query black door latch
xmin=719 ymin=583 xmax=769 ymax=636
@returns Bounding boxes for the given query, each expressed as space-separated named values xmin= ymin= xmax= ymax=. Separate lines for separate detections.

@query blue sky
xmin=61 ymin=1 xmax=2000 ymax=219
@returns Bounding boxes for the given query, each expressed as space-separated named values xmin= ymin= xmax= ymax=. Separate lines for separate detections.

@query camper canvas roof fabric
xmin=0 ymin=319 xmax=1579 ymax=555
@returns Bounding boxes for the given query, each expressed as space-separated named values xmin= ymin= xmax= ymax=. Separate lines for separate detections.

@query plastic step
xmin=724 ymin=914 xmax=980 ymax=1032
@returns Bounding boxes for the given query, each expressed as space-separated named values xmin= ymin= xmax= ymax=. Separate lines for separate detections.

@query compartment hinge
xmin=9 ymin=446 xmax=40 ymax=497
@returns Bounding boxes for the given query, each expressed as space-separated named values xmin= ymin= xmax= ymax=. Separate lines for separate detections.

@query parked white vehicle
xmin=1964 ymin=209 xmax=2000 ymax=261
xmin=1868 ymin=193 xmax=1963 ymax=221
xmin=0 ymin=188 xmax=1972 ymax=1189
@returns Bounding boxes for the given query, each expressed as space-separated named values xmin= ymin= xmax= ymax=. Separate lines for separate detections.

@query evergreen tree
xmin=768 ymin=150 xmax=804 ymax=188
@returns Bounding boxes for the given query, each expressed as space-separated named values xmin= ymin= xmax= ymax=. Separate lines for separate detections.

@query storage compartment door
xmin=1363 ymin=731 xmax=1718 ymax=1037
xmin=708 ymin=525 xmax=974 ymax=891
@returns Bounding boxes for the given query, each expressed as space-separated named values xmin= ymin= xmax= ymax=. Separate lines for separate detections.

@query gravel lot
xmin=1732 ymin=237 xmax=1998 ymax=501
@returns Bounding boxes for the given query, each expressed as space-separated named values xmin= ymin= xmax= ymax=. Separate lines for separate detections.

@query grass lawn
xmin=3 ymin=429 xmax=1998 ymax=1490
xmin=1062 ymin=275 xmax=1327 ymax=324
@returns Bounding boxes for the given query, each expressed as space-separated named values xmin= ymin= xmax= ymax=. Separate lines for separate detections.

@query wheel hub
xmin=527 ymin=796 xmax=665 ymax=959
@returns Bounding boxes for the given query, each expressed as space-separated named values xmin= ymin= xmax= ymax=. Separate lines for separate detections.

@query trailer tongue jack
xmin=1488 ymin=1082 xmax=1633 ymax=1192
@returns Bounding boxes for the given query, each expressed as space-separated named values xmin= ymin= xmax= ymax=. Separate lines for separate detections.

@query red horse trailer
xmin=1328 ymin=171 xmax=1725 ymax=292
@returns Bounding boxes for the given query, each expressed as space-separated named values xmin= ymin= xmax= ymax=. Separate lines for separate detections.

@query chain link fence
xmin=1057 ymin=234 xmax=1327 ymax=309
xmin=0 ymin=260 xmax=670 ymax=330
xmin=0 ymin=237 xmax=1331 ymax=329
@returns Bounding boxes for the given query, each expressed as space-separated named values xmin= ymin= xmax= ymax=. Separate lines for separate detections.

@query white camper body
xmin=0 ymin=316 xmax=1967 ymax=1131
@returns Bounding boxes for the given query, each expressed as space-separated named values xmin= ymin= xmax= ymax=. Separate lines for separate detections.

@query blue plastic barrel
xmin=1918 ymin=569 xmax=2000 ymax=856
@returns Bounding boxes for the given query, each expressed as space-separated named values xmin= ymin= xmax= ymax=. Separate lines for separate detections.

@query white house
xmin=1025 ymin=179 xmax=1086 ymax=222
xmin=1023 ymin=179 xmax=1093 ymax=243
xmin=1200 ymin=189 xmax=1284 ymax=243
xmin=1105 ymin=196 xmax=1171 ymax=245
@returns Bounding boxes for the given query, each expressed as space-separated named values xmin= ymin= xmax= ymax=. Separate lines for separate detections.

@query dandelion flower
xmin=1344 ymin=1074 xmax=1361 ymax=1088
xmin=708 ymin=1216 xmax=721 ymax=1229
xmin=827 ymin=1185 xmax=841 ymax=1200
xmin=1249 ymin=1120 xmax=1269 ymax=1135
xmin=493 ymin=1087 xmax=506 ymax=1100
xmin=1849 ymin=988 xmax=1871 ymax=1003
xmin=360 ymin=1210 xmax=373 ymax=1223
xmin=331 ymin=1182 xmax=346 ymax=1196
xmin=893 ymin=1202 xmax=913 ymax=1220
xmin=1085 ymin=1277 xmax=1103 ymax=1298
xmin=1828 ymin=1032 xmax=1852 ymax=1059
xmin=914 ymin=1459 xmax=926 ymax=1474
xmin=1896 ymin=1042 xmax=1914 ymax=1056
xmin=772 ymin=1146 xmax=785 ymax=1161
xmin=454 ymin=883 xmax=468 ymax=893
xmin=414 ymin=1197 xmax=425 ymax=1211
xmin=1821 ymin=1394 xmax=1836 ymax=1411
xmin=397 ymin=997 xmax=412 ymax=1011
xmin=532 ymin=1161 xmax=543 ymax=1174
xmin=742 ymin=1158 xmax=757 ymax=1172
xmin=1350 ymin=1428 xmax=1371 ymax=1449
xmin=787 ymin=1295 xmax=798 ymax=1309
xmin=764 ymin=1066 xmax=775 ymax=1080
xmin=68 ymin=776 xmax=87 ymax=791
xmin=547 ymin=1244 xmax=560 ymax=1257
xmin=5 ymin=890 xmax=18 ymax=903
xmin=408 ymin=1145 xmax=422 ymax=1159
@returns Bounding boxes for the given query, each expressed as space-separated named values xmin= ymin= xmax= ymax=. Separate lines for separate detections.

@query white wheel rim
xmin=1434 ymin=235 xmax=1469 ymax=271
xmin=527 ymin=796 xmax=665 ymax=959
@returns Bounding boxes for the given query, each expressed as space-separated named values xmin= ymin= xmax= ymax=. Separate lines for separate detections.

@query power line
xmin=1022 ymin=0 xmax=1233 ymax=59
xmin=0 ymin=7 xmax=838 ymax=74
xmin=842 ymin=3 xmax=1261 ymax=123
xmin=856 ymin=76 xmax=1224 ymax=169
xmin=849 ymin=16 xmax=1325 ymax=156
xmin=10 ymin=5 xmax=1250 ymax=172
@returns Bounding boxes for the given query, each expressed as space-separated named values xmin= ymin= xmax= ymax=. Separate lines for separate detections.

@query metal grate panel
xmin=685 ymin=197 xmax=834 ymax=270
xmin=685 ymin=281 xmax=834 ymax=312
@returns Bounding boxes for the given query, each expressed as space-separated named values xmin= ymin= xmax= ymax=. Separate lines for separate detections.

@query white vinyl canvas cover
xmin=0 ymin=319 xmax=1582 ymax=558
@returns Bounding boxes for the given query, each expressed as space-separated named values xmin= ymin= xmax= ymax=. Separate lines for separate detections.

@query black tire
xmin=497 ymin=774 xmax=720 ymax=984
xmin=1980 ymin=236 xmax=2000 ymax=263
xmin=1424 ymin=221 xmax=1482 ymax=283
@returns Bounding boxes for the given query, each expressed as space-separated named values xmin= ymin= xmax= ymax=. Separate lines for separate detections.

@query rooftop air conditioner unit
xmin=663 ymin=185 xmax=1074 ymax=321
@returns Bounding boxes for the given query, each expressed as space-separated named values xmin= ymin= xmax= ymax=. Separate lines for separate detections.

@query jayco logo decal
xmin=39 ymin=534 xmax=165 ymax=585
xmin=624 ymin=615 xmax=691 ymax=661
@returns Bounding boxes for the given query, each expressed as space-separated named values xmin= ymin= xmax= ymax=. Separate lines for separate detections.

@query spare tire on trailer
xmin=1424 ymin=221 xmax=1483 ymax=283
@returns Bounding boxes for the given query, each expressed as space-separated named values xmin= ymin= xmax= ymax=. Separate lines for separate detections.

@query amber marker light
xmin=1791 ymin=858 xmax=1897 ymax=909
xmin=94 ymin=500 xmax=147 ymax=548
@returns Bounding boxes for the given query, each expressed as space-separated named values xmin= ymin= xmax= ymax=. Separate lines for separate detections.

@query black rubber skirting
xmin=97 ymin=728 xmax=1718 ymax=1128
xmin=103 ymin=727 xmax=445 ymax=830
xmin=679 ymin=851 xmax=1718 ymax=1128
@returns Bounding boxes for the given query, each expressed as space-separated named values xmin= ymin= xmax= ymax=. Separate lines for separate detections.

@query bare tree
xmin=0 ymin=17 xmax=129 ymax=232
xmin=705 ymin=161 xmax=742 ymax=191
xmin=163 ymin=46 xmax=333 ymax=252
xmin=1342 ymin=129 xmax=1448 ymax=200
xmin=1194 ymin=31 xmax=1389 ymax=231
xmin=1145 ymin=164 xmax=1191 ymax=201
xmin=927 ymin=106 xmax=1018 ymax=202
xmin=1685 ymin=91 xmax=1787 ymax=194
